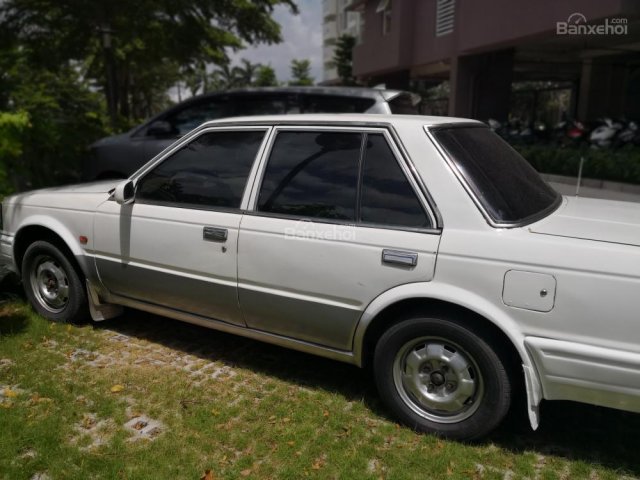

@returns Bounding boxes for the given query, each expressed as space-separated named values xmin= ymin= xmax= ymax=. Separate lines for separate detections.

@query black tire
xmin=22 ymin=240 xmax=88 ymax=323
xmin=373 ymin=316 xmax=512 ymax=440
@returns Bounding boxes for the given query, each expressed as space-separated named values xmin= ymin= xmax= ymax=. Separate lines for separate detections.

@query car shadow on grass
xmin=488 ymin=400 xmax=640 ymax=475
xmin=0 ymin=308 xmax=29 ymax=336
xmin=0 ymin=272 xmax=29 ymax=336
xmin=97 ymin=309 xmax=640 ymax=476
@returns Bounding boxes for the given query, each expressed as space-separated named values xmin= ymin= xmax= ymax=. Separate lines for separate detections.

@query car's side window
xmin=257 ymin=131 xmax=361 ymax=220
xmin=232 ymin=94 xmax=290 ymax=116
xmin=165 ymin=98 xmax=230 ymax=136
xmin=137 ymin=130 xmax=265 ymax=209
xmin=360 ymin=134 xmax=431 ymax=228
xmin=300 ymin=95 xmax=376 ymax=113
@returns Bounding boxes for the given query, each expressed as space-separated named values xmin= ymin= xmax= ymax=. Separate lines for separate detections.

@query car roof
xmin=200 ymin=113 xmax=483 ymax=129
xmin=196 ymin=86 xmax=409 ymax=100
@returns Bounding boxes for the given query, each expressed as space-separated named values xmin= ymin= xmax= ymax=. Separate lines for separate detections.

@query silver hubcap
xmin=30 ymin=255 xmax=70 ymax=313
xmin=393 ymin=337 xmax=483 ymax=423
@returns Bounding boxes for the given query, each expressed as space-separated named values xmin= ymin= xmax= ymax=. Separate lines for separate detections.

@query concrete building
xmin=322 ymin=0 xmax=364 ymax=83
xmin=347 ymin=0 xmax=640 ymax=121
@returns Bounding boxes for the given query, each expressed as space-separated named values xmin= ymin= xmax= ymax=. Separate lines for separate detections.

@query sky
xmin=228 ymin=1 xmax=323 ymax=83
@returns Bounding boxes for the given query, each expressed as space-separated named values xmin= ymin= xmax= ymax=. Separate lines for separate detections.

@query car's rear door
xmin=93 ymin=127 xmax=269 ymax=326
xmin=237 ymin=127 xmax=441 ymax=350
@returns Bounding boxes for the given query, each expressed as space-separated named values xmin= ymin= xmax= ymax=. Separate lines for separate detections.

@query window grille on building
xmin=436 ymin=0 xmax=455 ymax=36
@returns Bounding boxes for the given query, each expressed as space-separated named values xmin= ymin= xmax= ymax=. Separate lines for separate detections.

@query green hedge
xmin=515 ymin=145 xmax=640 ymax=185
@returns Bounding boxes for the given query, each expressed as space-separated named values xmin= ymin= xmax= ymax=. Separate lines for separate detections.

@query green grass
xmin=1 ymin=297 xmax=640 ymax=479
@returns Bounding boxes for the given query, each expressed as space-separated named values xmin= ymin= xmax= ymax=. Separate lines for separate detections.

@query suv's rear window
xmin=432 ymin=126 xmax=559 ymax=225
xmin=388 ymin=93 xmax=420 ymax=114
xmin=300 ymin=95 xmax=375 ymax=113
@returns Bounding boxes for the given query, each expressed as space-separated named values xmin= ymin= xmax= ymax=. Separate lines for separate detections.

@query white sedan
xmin=2 ymin=114 xmax=639 ymax=440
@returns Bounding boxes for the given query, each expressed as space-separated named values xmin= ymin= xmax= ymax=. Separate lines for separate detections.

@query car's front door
xmin=238 ymin=128 xmax=441 ymax=350
xmin=93 ymin=128 xmax=269 ymax=326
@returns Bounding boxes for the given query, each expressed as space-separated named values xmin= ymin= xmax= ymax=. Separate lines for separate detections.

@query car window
xmin=300 ymin=94 xmax=376 ymax=113
xmin=360 ymin=134 xmax=430 ymax=228
xmin=137 ymin=130 xmax=265 ymax=209
xmin=432 ymin=126 xmax=560 ymax=224
xmin=232 ymin=94 xmax=291 ymax=116
xmin=166 ymin=98 xmax=231 ymax=135
xmin=388 ymin=93 xmax=420 ymax=114
xmin=257 ymin=131 xmax=361 ymax=220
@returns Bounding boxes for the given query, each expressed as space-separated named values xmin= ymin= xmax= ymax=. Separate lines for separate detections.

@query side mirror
xmin=147 ymin=120 xmax=174 ymax=137
xmin=114 ymin=180 xmax=135 ymax=205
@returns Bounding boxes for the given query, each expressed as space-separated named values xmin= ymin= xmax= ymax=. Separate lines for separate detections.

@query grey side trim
xmin=106 ymin=292 xmax=357 ymax=365
xmin=75 ymin=254 xmax=99 ymax=283
xmin=95 ymin=257 xmax=244 ymax=326
xmin=238 ymin=286 xmax=360 ymax=351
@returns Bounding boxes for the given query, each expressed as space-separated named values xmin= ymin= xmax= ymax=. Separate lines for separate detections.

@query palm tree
xmin=234 ymin=59 xmax=261 ymax=87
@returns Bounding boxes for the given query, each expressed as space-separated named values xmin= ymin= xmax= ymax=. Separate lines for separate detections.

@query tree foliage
xmin=0 ymin=0 xmax=297 ymax=124
xmin=0 ymin=51 xmax=110 ymax=193
xmin=234 ymin=59 xmax=261 ymax=87
xmin=333 ymin=34 xmax=357 ymax=86
xmin=289 ymin=59 xmax=314 ymax=86
xmin=0 ymin=1 xmax=298 ymax=194
xmin=0 ymin=111 xmax=30 ymax=195
xmin=254 ymin=65 xmax=279 ymax=87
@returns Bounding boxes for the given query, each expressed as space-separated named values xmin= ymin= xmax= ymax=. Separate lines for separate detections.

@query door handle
xmin=382 ymin=249 xmax=418 ymax=267
xmin=203 ymin=226 xmax=228 ymax=242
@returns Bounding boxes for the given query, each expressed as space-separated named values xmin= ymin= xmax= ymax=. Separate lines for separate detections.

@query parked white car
xmin=2 ymin=114 xmax=639 ymax=440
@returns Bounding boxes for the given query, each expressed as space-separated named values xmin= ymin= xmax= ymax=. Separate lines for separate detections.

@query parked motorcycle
xmin=590 ymin=118 xmax=623 ymax=148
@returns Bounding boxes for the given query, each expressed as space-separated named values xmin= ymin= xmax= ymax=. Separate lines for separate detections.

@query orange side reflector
xmin=79 ymin=236 xmax=88 ymax=245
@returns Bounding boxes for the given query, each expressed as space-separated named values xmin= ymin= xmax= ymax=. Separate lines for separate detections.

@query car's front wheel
xmin=374 ymin=316 xmax=512 ymax=440
xmin=22 ymin=240 xmax=88 ymax=323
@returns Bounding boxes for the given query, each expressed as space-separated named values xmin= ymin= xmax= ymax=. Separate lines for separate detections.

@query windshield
xmin=432 ymin=125 xmax=560 ymax=225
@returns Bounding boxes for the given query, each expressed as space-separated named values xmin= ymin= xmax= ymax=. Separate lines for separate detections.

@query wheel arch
xmin=13 ymin=219 xmax=89 ymax=279
xmin=352 ymin=282 xmax=543 ymax=429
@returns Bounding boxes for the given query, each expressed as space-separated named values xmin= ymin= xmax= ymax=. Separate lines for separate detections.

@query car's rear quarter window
xmin=432 ymin=126 xmax=559 ymax=225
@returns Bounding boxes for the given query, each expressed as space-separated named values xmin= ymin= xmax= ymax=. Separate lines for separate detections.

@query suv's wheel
xmin=374 ymin=316 xmax=511 ymax=440
xmin=22 ymin=240 xmax=88 ymax=323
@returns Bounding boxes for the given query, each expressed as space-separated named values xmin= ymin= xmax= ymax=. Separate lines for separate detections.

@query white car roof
xmin=201 ymin=114 xmax=483 ymax=129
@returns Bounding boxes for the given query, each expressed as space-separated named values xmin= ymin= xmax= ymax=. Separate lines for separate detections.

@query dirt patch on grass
xmin=69 ymin=413 xmax=117 ymax=451
xmin=62 ymin=331 xmax=238 ymax=386
xmin=124 ymin=415 xmax=165 ymax=442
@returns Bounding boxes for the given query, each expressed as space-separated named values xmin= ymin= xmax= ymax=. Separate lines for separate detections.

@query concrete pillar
xmin=577 ymin=58 xmax=627 ymax=121
xmin=448 ymin=49 xmax=514 ymax=122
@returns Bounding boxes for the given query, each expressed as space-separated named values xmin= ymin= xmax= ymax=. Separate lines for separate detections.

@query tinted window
xmin=233 ymin=94 xmax=290 ymax=116
xmin=433 ymin=126 xmax=559 ymax=224
xmin=361 ymin=134 xmax=430 ymax=227
xmin=258 ymin=131 xmax=361 ymax=220
xmin=166 ymin=99 xmax=230 ymax=135
xmin=137 ymin=130 xmax=264 ymax=209
xmin=300 ymin=95 xmax=376 ymax=113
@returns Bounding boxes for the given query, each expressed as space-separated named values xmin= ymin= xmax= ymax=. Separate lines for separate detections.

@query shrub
xmin=515 ymin=145 xmax=640 ymax=185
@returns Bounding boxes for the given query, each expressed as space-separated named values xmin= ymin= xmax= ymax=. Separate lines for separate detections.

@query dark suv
xmin=85 ymin=86 xmax=421 ymax=180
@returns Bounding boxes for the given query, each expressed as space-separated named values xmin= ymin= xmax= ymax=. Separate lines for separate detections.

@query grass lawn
xmin=1 ymin=290 xmax=640 ymax=479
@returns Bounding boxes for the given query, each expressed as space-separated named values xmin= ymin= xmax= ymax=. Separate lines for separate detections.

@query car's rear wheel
xmin=374 ymin=316 xmax=511 ymax=440
xmin=22 ymin=240 xmax=88 ymax=323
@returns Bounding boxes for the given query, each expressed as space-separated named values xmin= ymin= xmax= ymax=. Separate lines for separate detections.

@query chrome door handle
xmin=382 ymin=249 xmax=418 ymax=267
xmin=203 ymin=226 xmax=228 ymax=242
